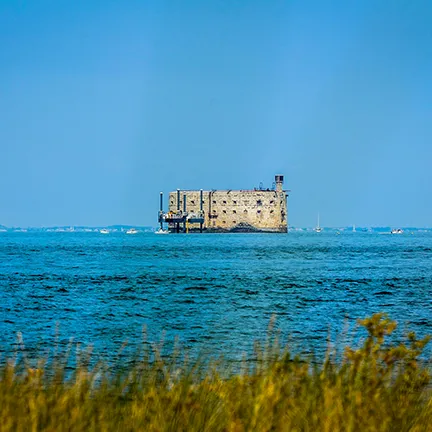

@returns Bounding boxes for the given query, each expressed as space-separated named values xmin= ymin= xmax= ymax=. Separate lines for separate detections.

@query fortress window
xmin=223 ymin=221 xmax=226 ymax=224
xmin=213 ymin=209 xmax=217 ymax=213
xmin=212 ymin=200 xmax=216 ymax=204
xmin=270 ymin=210 xmax=274 ymax=214
xmin=233 ymin=200 xmax=237 ymax=204
xmin=243 ymin=209 xmax=248 ymax=214
xmin=233 ymin=210 xmax=237 ymax=214
xmin=191 ymin=200 xmax=195 ymax=205
xmin=223 ymin=200 xmax=227 ymax=204
xmin=233 ymin=221 xmax=237 ymax=224
xmin=257 ymin=210 xmax=261 ymax=214
xmin=257 ymin=199 xmax=262 ymax=206
xmin=223 ymin=210 xmax=227 ymax=214
xmin=270 ymin=200 xmax=274 ymax=204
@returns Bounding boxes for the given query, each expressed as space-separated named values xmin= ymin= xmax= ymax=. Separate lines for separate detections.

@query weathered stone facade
xmin=168 ymin=176 xmax=288 ymax=233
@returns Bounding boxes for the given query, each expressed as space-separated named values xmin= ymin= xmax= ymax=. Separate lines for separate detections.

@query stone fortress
xmin=159 ymin=175 xmax=288 ymax=233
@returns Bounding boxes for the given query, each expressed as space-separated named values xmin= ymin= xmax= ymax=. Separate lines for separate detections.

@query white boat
xmin=314 ymin=213 xmax=322 ymax=233
xmin=126 ymin=228 xmax=138 ymax=235
xmin=391 ymin=228 xmax=404 ymax=234
xmin=155 ymin=228 xmax=169 ymax=234
xmin=100 ymin=229 xmax=109 ymax=234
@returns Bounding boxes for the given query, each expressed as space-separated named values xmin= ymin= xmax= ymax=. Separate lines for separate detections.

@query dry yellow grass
xmin=0 ymin=313 xmax=430 ymax=431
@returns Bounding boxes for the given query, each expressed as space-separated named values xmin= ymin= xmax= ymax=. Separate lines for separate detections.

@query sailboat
xmin=314 ymin=213 xmax=322 ymax=233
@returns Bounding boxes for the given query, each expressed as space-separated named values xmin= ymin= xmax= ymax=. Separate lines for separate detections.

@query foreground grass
xmin=0 ymin=314 xmax=431 ymax=431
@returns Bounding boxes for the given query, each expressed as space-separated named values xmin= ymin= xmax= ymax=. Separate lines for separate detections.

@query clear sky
xmin=1 ymin=0 xmax=431 ymax=227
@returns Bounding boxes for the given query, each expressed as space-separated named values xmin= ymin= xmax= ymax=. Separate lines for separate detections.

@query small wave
xmin=180 ymin=299 xmax=195 ymax=304
xmin=283 ymin=283 xmax=304 ymax=289
xmin=413 ymin=319 xmax=431 ymax=327
xmin=110 ymin=275 xmax=129 ymax=282
xmin=184 ymin=286 xmax=207 ymax=291
xmin=171 ymin=324 xmax=185 ymax=330
xmin=303 ymin=298 xmax=331 ymax=303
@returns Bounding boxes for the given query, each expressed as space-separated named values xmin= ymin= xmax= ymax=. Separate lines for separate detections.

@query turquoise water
xmin=0 ymin=232 xmax=431 ymax=361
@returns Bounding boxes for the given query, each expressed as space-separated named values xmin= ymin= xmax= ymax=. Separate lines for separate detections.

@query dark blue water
xmin=1 ymin=232 xmax=431 ymax=361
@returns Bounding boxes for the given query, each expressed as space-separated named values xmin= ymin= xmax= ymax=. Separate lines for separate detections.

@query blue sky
xmin=1 ymin=0 xmax=431 ymax=227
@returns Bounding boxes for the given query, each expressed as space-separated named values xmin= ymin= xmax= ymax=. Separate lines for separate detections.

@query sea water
xmin=0 ymin=232 xmax=431 ymax=361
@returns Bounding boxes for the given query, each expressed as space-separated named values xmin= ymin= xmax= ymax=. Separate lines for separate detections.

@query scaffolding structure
xmin=158 ymin=189 xmax=205 ymax=233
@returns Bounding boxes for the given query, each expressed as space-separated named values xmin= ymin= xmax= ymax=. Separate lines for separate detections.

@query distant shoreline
xmin=1 ymin=226 xmax=432 ymax=233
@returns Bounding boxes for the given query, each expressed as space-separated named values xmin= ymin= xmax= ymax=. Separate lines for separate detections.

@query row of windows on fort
xmin=215 ymin=218 xmax=279 ymax=225
xmin=171 ymin=199 xmax=283 ymax=206
xmin=182 ymin=208 xmax=279 ymax=220
xmin=210 ymin=209 xmax=276 ymax=215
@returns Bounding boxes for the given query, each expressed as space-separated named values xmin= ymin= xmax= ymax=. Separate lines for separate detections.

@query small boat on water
xmin=155 ymin=228 xmax=169 ymax=234
xmin=100 ymin=229 xmax=109 ymax=234
xmin=314 ymin=213 xmax=322 ymax=233
xmin=126 ymin=228 xmax=138 ymax=235
xmin=391 ymin=228 xmax=404 ymax=234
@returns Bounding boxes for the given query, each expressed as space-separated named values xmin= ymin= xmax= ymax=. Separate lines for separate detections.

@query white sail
xmin=314 ymin=213 xmax=322 ymax=232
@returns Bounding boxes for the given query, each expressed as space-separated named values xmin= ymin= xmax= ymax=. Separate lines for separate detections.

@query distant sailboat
xmin=314 ymin=213 xmax=322 ymax=233
xmin=353 ymin=224 xmax=356 ymax=233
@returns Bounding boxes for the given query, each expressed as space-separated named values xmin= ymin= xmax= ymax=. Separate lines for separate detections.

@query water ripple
xmin=0 ymin=232 xmax=431 ymax=359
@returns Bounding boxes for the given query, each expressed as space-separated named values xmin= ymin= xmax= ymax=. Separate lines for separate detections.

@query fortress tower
xmin=275 ymin=175 xmax=284 ymax=192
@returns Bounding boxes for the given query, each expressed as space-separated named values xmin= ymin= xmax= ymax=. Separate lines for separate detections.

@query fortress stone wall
xmin=167 ymin=176 xmax=288 ymax=233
